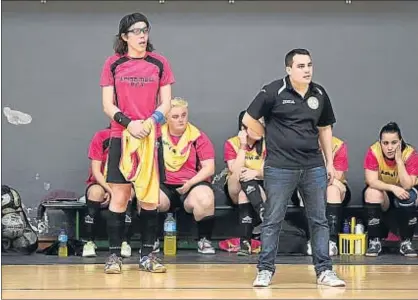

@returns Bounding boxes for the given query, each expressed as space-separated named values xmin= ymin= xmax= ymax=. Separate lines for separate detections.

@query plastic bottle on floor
xmin=163 ymin=213 xmax=177 ymax=256
xmin=58 ymin=229 xmax=68 ymax=257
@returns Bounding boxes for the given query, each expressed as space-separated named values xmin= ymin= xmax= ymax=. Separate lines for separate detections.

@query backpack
xmin=1 ymin=185 xmax=38 ymax=254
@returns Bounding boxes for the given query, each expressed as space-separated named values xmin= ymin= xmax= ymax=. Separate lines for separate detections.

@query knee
xmin=197 ymin=191 xmax=215 ymax=212
xmin=237 ymin=190 xmax=249 ymax=204
xmin=87 ymin=185 xmax=105 ymax=202
xmin=158 ymin=191 xmax=171 ymax=212
xmin=326 ymin=185 xmax=343 ymax=204
xmin=110 ymin=188 xmax=131 ymax=210
xmin=364 ymin=187 xmax=385 ymax=204
xmin=227 ymin=181 xmax=241 ymax=202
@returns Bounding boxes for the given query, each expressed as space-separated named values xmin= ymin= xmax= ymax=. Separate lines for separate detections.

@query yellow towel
xmin=119 ymin=119 xmax=159 ymax=204
xmin=161 ymin=122 xmax=201 ymax=172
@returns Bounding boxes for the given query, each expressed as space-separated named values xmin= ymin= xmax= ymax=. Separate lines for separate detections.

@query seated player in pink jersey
xmin=223 ymin=111 xmax=266 ymax=256
xmin=363 ymin=122 xmax=418 ymax=257
xmin=83 ymin=127 xmax=134 ymax=258
xmin=156 ymin=98 xmax=216 ymax=254
xmin=292 ymin=134 xmax=350 ymax=256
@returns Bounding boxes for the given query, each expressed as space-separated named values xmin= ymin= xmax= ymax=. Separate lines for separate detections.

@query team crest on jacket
xmin=307 ymin=96 xmax=319 ymax=110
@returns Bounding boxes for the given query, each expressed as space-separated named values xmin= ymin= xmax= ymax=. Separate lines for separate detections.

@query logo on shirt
xmin=282 ymin=99 xmax=295 ymax=104
xmin=120 ymin=76 xmax=155 ymax=87
xmin=307 ymin=96 xmax=319 ymax=110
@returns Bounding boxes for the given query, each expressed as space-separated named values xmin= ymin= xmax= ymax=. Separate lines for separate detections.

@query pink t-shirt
xmin=100 ymin=52 xmax=175 ymax=138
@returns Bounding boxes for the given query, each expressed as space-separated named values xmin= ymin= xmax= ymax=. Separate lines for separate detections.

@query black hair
xmin=379 ymin=121 xmax=407 ymax=151
xmin=238 ymin=110 xmax=263 ymax=156
xmin=285 ymin=48 xmax=311 ymax=67
xmin=113 ymin=12 xmax=154 ymax=55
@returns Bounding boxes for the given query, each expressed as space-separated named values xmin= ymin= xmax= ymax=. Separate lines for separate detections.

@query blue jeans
xmin=257 ymin=166 xmax=332 ymax=276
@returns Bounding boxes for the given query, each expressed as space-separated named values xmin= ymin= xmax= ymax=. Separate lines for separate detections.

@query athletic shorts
xmin=160 ymin=181 xmax=213 ymax=212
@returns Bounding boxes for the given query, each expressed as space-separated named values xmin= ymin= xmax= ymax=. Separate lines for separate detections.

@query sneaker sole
xmin=253 ymin=283 xmax=270 ymax=287
xmin=105 ymin=268 xmax=122 ymax=274
xmin=82 ymin=253 xmax=97 ymax=257
xmin=198 ymin=249 xmax=216 ymax=255
xmin=237 ymin=251 xmax=251 ymax=256
xmin=139 ymin=267 xmax=167 ymax=273
xmin=317 ymin=282 xmax=346 ymax=287
xmin=365 ymin=253 xmax=380 ymax=257
xmin=401 ymin=252 xmax=418 ymax=257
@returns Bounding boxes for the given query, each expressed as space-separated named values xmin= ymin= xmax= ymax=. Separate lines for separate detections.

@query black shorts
xmin=160 ymin=181 xmax=213 ymax=211
xmin=223 ymin=180 xmax=264 ymax=206
xmin=362 ymin=185 xmax=418 ymax=208
xmin=106 ymin=137 xmax=159 ymax=184
xmin=291 ymin=183 xmax=352 ymax=207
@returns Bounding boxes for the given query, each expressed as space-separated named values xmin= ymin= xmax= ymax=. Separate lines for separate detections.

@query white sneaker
xmin=253 ymin=270 xmax=273 ymax=287
xmin=152 ymin=239 xmax=160 ymax=253
xmin=306 ymin=240 xmax=312 ymax=255
xmin=197 ymin=237 xmax=215 ymax=254
xmin=306 ymin=240 xmax=338 ymax=256
xmin=121 ymin=241 xmax=132 ymax=258
xmin=82 ymin=241 xmax=97 ymax=257
xmin=329 ymin=241 xmax=338 ymax=256
xmin=317 ymin=270 xmax=346 ymax=287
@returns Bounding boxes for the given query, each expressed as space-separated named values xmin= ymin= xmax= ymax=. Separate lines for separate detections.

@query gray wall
xmin=2 ymin=1 xmax=418 ymax=209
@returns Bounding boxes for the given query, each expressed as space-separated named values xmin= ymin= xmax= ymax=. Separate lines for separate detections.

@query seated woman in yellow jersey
xmin=364 ymin=122 xmax=418 ymax=257
xmin=223 ymin=111 xmax=266 ymax=256
xmin=157 ymin=98 xmax=216 ymax=254
xmin=291 ymin=134 xmax=350 ymax=256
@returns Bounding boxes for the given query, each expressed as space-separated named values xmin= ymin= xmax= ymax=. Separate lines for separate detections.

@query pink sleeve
xmin=196 ymin=133 xmax=215 ymax=161
xmin=224 ymin=140 xmax=238 ymax=162
xmin=405 ymin=152 xmax=418 ymax=176
xmin=88 ymin=134 xmax=102 ymax=161
xmin=334 ymin=143 xmax=348 ymax=172
xmin=364 ymin=148 xmax=379 ymax=171
xmin=160 ymin=57 xmax=175 ymax=87
xmin=100 ymin=56 xmax=115 ymax=87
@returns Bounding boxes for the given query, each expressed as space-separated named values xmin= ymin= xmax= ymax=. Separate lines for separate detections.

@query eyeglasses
xmin=126 ymin=27 xmax=149 ymax=35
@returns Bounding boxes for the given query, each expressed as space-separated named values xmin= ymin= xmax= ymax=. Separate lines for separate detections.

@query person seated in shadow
xmin=222 ymin=111 xmax=267 ymax=256
xmin=291 ymin=133 xmax=350 ymax=256
xmin=363 ymin=122 xmax=418 ymax=257
xmin=83 ymin=126 xmax=134 ymax=258
xmin=156 ymin=98 xmax=216 ymax=254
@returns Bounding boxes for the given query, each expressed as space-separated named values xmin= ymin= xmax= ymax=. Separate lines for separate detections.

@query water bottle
xmin=343 ymin=219 xmax=350 ymax=234
xmin=163 ymin=213 xmax=177 ymax=256
xmin=58 ymin=229 xmax=68 ymax=257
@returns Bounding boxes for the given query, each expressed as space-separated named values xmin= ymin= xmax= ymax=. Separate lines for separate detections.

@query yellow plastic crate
xmin=338 ymin=233 xmax=367 ymax=255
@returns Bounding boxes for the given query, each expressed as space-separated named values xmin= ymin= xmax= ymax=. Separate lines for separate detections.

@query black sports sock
xmin=123 ymin=201 xmax=133 ymax=243
xmin=84 ymin=200 xmax=101 ymax=241
xmin=238 ymin=203 xmax=253 ymax=241
xmin=197 ymin=215 xmax=215 ymax=240
xmin=397 ymin=206 xmax=417 ymax=240
xmin=107 ymin=211 xmax=125 ymax=255
xmin=139 ymin=209 xmax=158 ymax=257
xmin=240 ymin=181 xmax=263 ymax=224
xmin=365 ymin=203 xmax=383 ymax=239
xmin=326 ymin=203 xmax=342 ymax=243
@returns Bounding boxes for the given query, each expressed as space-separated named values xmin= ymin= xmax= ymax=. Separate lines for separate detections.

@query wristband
xmin=151 ymin=110 xmax=165 ymax=124
xmin=113 ymin=112 xmax=132 ymax=128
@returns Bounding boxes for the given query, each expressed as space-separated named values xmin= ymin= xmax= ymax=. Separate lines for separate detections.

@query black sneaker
xmin=400 ymin=239 xmax=417 ymax=257
xmin=237 ymin=239 xmax=252 ymax=256
xmin=365 ymin=238 xmax=382 ymax=257
xmin=104 ymin=253 xmax=122 ymax=274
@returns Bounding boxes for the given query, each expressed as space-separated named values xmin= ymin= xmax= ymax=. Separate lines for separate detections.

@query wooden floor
xmin=2 ymin=264 xmax=418 ymax=299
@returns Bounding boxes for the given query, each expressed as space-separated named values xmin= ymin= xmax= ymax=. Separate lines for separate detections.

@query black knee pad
xmin=393 ymin=188 xmax=417 ymax=209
